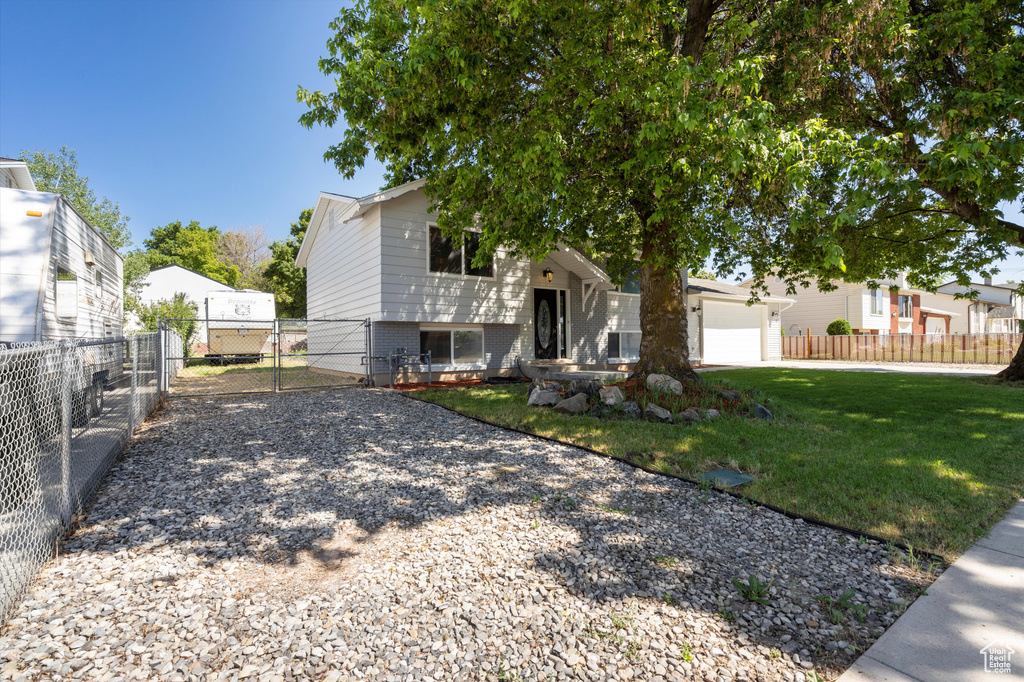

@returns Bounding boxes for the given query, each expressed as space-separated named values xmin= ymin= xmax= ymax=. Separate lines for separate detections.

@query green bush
xmin=134 ymin=292 xmax=200 ymax=357
xmin=827 ymin=319 xmax=853 ymax=336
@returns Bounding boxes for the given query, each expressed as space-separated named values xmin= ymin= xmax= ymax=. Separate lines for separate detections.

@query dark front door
xmin=534 ymin=288 xmax=558 ymax=359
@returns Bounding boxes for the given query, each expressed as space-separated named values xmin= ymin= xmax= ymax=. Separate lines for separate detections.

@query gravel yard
xmin=1 ymin=389 xmax=930 ymax=682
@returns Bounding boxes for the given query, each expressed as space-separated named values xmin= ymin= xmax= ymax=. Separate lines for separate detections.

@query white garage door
xmin=702 ymin=301 xmax=763 ymax=364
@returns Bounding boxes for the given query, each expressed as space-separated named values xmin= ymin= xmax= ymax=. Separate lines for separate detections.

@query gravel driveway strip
xmin=1 ymin=389 xmax=929 ymax=682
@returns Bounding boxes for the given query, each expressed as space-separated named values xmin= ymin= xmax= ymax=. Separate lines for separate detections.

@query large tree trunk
xmin=996 ymin=335 xmax=1024 ymax=382
xmin=630 ymin=227 xmax=701 ymax=383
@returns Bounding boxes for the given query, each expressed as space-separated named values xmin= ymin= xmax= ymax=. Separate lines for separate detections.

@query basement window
xmin=419 ymin=327 xmax=485 ymax=365
xmin=608 ymin=331 xmax=641 ymax=361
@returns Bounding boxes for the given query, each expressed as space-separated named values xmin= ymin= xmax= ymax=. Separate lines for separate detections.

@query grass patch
xmin=413 ymin=369 xmax=1024 ymax=559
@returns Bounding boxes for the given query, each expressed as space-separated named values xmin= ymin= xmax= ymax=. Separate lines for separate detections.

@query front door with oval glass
xmin=534 ymin=288 xmax=567 ymax=359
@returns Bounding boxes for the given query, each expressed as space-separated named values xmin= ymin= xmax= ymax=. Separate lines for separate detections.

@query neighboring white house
xmin=937 ymin=279 xmax=1024 ymax=334
xmin=125 ymin=264 xmax=235 ymax=346
xmin=741 ymin=272 xmax=968 ymax=337
xmin=295 ymin=180 xmax=790 ymax=382
xmin=0 ymin=158 xmax=37 ymax=191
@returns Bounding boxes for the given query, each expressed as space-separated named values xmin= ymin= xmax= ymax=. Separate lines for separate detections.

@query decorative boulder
xmin=528 ymin=390 xmax=562 ymax=407
xmin=704 ymin=408 xmax=721 ymax=420
xmin=645 ymin=403 xmax=673 ymax=423
xmin=566 ymin=378 xmax=602 ymax=399
xmin=620 ymin=401 xmax=643 ymax=420
xmin=589 ymin=405 xmax=614 ymax=419
xmin=646 ymin=373 xmax=684 ymax=395
xmin=676 ymin=407 xmax=703 ymax=423
xmin=553 ymin=392 xmax=590 ymax=415
xmin=754 ymin=404 xmax=774 ymax=421
xmin=599 ymin=386 xmax=625 ymax=406
xmin=718 ymin=389 xmax=741 ymax=402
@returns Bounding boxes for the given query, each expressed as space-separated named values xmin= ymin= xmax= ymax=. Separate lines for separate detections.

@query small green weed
xmin=655 ymin=555 xmax=679 ymax=568
xmin=661 ymin=592 xmax=680 ymax=606
xmin=733 ymin=574 xmax=773 ymax=605
xmin=717 ymin=605 xmax=736 ymax=623
xmin=816 ymin=588 xmax=869 ymax=623
xmin=596 ymin=503 xmax=631 ymax=515
xmin=769 ymin=647 xmax=781 ymax=660
xmin=679 ymin=642 xmax=693 ymax=662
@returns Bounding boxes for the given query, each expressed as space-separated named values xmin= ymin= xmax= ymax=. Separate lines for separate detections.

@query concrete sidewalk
xmin=700 ymin=360 xmax=1002 ymax=377
xmin=838 ymin=501 xmax=1024 ymax=681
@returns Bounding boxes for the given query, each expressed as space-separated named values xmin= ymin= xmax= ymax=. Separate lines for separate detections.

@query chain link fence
xmin=0 ymin=331 xmax=179 ymax=622
xmin=164 ymin=318 xmax=371 ymax=396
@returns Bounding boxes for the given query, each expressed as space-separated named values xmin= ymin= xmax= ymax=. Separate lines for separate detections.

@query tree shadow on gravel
xmin=73 ymin=388 xmax=933 ymax=677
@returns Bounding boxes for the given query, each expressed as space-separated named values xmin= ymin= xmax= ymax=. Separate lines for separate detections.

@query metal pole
xmin=130 ymin=336 xmax=138 ymax=431
xmin=273 ymin=318 xmax=279 ymax=393
xmin=59 ymin=344 xmax=73 ymax=526
xmin=427 ymin=350 xmax=432 ymax=385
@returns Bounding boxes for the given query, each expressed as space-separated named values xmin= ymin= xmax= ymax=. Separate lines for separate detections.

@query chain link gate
xmin=161 ymin=318 xmax=371 ymax=396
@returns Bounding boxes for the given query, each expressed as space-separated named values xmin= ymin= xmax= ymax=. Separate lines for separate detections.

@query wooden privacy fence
xmin=782 ymin=333 xmax=1023 ymax=365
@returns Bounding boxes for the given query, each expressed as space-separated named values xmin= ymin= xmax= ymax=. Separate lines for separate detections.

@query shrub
xmin=827 ymin=319 xmax=853 ymax=336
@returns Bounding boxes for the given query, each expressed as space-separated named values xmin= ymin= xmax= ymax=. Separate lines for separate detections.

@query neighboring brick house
xmin=740 ymin=273 xmax=968 ymax=337
xmin=295 ymin=180 xmax=789 ymax=383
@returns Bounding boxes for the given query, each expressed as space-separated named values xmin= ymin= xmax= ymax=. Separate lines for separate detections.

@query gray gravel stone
xmin=0 ymin=389 xmax=928 ymax=682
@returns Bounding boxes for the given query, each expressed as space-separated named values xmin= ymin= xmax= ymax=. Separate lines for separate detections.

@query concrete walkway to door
xmin=837 ymin=500 xmax=1024 ymax=681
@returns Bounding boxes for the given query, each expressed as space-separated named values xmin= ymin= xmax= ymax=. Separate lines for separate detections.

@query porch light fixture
xmin=542 ymin=268 xmax=553 ymax=283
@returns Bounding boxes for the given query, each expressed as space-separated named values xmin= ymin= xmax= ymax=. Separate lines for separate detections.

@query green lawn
xmin=414 ymin=369 xmax=1024 ymax=559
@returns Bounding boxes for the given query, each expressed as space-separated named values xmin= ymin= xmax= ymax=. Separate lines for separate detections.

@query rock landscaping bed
xmin=1 ymin=389 xmax=930 ymax=681
xmin=527 ymin=374 xmax=773 ymax=425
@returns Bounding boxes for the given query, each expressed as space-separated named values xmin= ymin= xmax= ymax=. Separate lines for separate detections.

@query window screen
xmin=429 ymin=226 xmax=461 ymax=274
xmin=464 ymin=232 xmax=494 ymax=277
xmin=453 ymin=330 xmax=484 ymax=363
xmin=420 ymin=331 xmax=452 ymax=363
xmin=55 ymin=267 xmax=78 ymax=321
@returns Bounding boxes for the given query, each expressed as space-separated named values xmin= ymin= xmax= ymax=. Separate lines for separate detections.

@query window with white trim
xmin=419 ymin=328 xmax=485 ymax=365
xmin=608 ymin=331 xmax=641 ymax=360
xmin=428 ymin=225 xmax=494 ymax=277
xmin=55 ymin=267 xmax=78 ymax=321
xmin=898 ymin=294 xmax=913 ymax=318
xmin=870 ymin=288 xmax=886 ymax=315
xmin=616 ymin=265 xmax=641 ymax=294
xmin=95 ymin=270 xmax=104 ymax=299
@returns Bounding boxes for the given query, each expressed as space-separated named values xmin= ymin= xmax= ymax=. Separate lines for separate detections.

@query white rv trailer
xmin=204 ymin=289 xmax=275 ymax=360
xmin=0 ymin=187 xmax=124 ymax=423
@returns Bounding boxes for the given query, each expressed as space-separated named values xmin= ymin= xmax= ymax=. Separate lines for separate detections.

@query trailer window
xmin=55 ymin=268 xmax=78 ymax=321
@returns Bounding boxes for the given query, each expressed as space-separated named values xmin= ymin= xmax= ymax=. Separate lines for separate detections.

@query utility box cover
xmin=698 ymin=469 xmax=755 ymax=488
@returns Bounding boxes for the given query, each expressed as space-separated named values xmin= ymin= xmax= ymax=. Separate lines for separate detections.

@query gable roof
xmin=688 ymin=277 xmax=791 ymax=303
xmin=146 ymin=263 xmax=235 ymax=289
xmin=0 ymin=158 xmax=37 ymax=191
xmin=295 ymin=180 xmax=423 ymax=267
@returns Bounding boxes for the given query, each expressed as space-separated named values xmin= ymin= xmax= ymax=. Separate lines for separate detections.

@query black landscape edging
xmin=398 ymin=390 xmax=945 ymax=564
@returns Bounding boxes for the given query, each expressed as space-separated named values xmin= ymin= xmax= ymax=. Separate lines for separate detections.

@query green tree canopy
xmin=299 ymin=0 xmax=1022 ymax=379
xmin=264 ymin=208 xmax=312 ymax=318
xmin=20 ymin=146 xmax=132 ymax=249
xmin=298 ymin=0 xmax=911 ymax=380
xmin=144 ymin=220 xmax=239 ymax=287
xmin=733 ymin=0 xmax=1024 ymax=379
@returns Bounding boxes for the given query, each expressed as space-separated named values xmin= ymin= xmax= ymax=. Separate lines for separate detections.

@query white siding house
xmin=743 ymin=273 xmax=969 ymax=337
xmin=297 ymin=181 xmax=788 ymax=382
xmin=937 ymin=280 xmax=1024 ymax=334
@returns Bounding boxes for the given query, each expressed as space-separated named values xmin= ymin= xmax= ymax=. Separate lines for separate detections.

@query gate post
xmin=273 ymin=318 xmax=279 ymax=393
xmin=129 ymin=336 xmax=139 ymax=431
xmin=365 ymin=319 xmax=374 ymax=387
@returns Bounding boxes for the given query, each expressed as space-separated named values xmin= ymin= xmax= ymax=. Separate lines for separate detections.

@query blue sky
xmin=1 ymin=0 xmax=1021 ymax=282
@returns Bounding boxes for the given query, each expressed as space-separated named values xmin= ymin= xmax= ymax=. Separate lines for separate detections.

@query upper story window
xmin=428 ymin=225 xmax=494 ymax=278
xmin=898 ymin=295 xmax=913 ymax=318
xmin=95 ymin=270 xmax=104 ymax=299
xmin=870 ymin=289 xmax=886 ymax=315
xmin=616 ymin=265 xmax=641 ymax=294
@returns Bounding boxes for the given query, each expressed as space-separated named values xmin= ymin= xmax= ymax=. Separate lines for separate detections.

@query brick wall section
xmin=888 ymin=293 xmax=926 ymax=334
xmin=483 ymin=323 xmax=523 ymax=370
xmin=370 ymin=322 xmax=420 ymax=374
xmin=569 ymin=273 xmax=608 ymax=364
